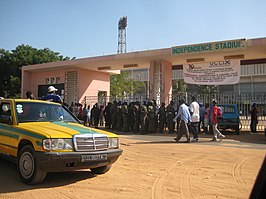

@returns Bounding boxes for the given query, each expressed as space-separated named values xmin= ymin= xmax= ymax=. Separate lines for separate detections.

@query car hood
xmin=17 ymin=121 xmax=118 ymax=138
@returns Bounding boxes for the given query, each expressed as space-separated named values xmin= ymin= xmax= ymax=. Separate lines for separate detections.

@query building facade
xmin=22 ymin=37 xmax=266 ymax=107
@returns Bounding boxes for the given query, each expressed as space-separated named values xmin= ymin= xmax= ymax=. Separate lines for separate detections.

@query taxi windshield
xmin=15 ymin=102 xmax=79 ymax=123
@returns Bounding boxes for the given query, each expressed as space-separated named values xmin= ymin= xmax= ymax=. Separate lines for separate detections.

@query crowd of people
xmin=69 ymin=96 xmax=226 ymax=142
xmin=24 ymin=85 xmax=260 ymax=138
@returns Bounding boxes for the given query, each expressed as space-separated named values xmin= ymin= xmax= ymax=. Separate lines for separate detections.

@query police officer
xmin=140 ymin=100 xmax=148 ymax=134
xmin=111 ymin=101 xmax=117 ymax=130
xmin=147 ymin=100 xmax=156 ymax=133
xmin=128 ymin=102 xmax=135 ymax=132
xmin=158 ymin=102 xmax=166 ymax=133
xmin=116 ymin=101 xmax=122 ymax=131
xmin=93 ymin=103 xmax=100 ymax=128
xmin=133 ymin=101 xmax=140 ymax=133
xmin=104 ymin=102 xmax=112 ymax=129
xmin=167 ymin=100 xmax=175 ymax=134
xmin=121 ymin=101 xmax=129 ymax=132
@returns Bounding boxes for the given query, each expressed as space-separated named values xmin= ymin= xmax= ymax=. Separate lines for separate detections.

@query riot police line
xmin=78 ymin=100 xmax=178 ymax=134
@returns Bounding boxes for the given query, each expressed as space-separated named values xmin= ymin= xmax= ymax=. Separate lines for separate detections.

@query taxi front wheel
xmin=17 ymin=145 xmax=47 ymax=184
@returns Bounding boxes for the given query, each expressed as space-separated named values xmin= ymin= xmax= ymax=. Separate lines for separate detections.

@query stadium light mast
xmin=117 ymin=16 xmax=127 ymax=54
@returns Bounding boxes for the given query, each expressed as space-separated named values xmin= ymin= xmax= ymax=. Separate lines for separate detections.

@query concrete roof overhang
xmin=23 ymin=37 xmax=266 ymax=73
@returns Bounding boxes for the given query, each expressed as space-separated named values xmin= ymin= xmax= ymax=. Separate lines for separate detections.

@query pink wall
xmin=21 ymin=70 xmax=66 ymax=98
xmin=21 ymin=68 xmax=110 ymax=103
xmin=77 ymin=69 xmax=110 ymax=103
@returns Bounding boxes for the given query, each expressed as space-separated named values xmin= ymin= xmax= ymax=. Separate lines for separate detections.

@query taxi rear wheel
xmin=17 ymin=145 xmax=47 ymax=184
xmin=90 ymin=164 xmax=112 ymax=174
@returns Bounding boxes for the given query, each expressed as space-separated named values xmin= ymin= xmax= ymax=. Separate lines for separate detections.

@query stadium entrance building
xmin=22 ymin=37 xmax=266 ymax=107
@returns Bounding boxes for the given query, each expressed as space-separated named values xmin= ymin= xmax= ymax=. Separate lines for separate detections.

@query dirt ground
xmin=0 ymin=132 xmax=265 ymax=199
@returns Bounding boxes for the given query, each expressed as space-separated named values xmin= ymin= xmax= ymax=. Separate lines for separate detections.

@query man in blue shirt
xmin=41 ymin=86 xmax=63 ymax=104
xmin=173 ymin=98 xmax=191 ymax=143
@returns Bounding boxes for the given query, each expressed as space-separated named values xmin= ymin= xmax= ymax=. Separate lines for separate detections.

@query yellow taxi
xmin=0 ymin=99 xmax=122 ymax=184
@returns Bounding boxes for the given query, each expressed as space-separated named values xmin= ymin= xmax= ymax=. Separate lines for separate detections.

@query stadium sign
xmin=172 ymin=39 xmax=246 ymax=55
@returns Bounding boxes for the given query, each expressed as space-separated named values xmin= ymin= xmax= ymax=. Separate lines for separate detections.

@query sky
xmin=0 ymin=0 xmax=266 ymax=59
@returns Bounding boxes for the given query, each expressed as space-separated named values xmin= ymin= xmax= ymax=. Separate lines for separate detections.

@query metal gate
xmin=170 ymin=92 xmax=266 ymax=131
xmin=82 ymin=92 xmax=266 ymax=131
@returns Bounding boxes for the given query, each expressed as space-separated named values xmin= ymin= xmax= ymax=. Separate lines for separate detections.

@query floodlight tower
xmin=117 ymin=16 xmax=127 ymax=54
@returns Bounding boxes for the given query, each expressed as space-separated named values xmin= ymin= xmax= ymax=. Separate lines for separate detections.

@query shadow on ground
xmin=0 ymin=158 xmax=96 ymax=194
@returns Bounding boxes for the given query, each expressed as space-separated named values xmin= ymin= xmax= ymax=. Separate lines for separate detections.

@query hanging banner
xmin=183 ymin=60 xmax=240 ymax=85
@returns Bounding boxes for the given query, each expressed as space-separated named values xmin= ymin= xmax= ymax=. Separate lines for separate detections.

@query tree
xmin=0 ymin=45 xmax=73 ymax=97
xmin=172 ymin=79 xmax=187 ymax=95
xmin=110 ymin=72 xmax=144 ymax=99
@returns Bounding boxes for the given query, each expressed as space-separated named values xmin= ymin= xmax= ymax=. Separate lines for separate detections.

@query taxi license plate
xmin=81 ymin=154 xmax=107 ymax=162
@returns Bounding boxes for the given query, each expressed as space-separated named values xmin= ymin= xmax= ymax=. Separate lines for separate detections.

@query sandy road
xmin=0 ymin=132 xmax=265 ymax=199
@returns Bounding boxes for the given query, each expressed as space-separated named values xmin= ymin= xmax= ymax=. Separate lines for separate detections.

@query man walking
xmin=173 ymin=99 xmax=191 ymax=143
xmin=190 ymin=96 xmax=200 ymax=142
xmin=210 ymin=99 xmax=225 ymax=141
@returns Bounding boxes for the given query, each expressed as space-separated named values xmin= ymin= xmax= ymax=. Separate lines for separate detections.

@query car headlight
xmin=109 ymin=138 xmax=119 ymax=149
xmin=43 ymin=139 xmax=73 ymax=150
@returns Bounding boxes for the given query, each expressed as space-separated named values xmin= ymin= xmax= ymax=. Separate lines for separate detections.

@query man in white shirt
xmin=190 ymin=96 xmax=200 ymax=142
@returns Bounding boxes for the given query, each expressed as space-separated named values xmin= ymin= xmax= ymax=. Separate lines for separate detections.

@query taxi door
xmin=0 ymin=101 xmax=13 ymax=155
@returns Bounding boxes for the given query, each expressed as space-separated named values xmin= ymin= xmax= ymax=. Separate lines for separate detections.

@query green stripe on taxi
xmin=52 ymin=122 xmax=100 ymax=135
